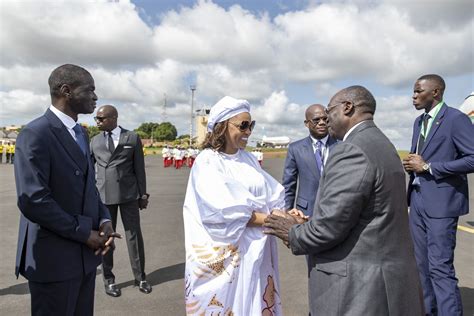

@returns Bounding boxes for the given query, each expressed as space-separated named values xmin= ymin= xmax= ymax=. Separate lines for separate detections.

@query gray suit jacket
xmin=289 ymin=121 xmax=424 ymax=315
xmin=282 ymin=136 xmax=337 ymax=216
xmin=90 ymin=127 xmax=146 ymax=205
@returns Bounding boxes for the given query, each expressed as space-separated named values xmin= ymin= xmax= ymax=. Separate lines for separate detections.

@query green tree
xmin=135 ymin=122 xmax=160 ymax=139
xmin=87 ymin=125 xmax=101 ymax=138
xmin=135 ymin=130 xmax=148 ymax=140
xmin=153 ymin=122 xmax=177 ymax=141
xmin=177 ymin=134 xmax=190 ymax=140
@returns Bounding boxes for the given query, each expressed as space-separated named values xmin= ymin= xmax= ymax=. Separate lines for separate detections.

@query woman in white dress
xmin=183 ymin=96 xmax=288 ymax=316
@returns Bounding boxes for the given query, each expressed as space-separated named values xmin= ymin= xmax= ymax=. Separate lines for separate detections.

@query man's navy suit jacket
xmin=283 ymin=136 xmax=337 ymax=216
xmin=14 ymin=109 xmax=110 ymax=282
xmin=407 ymin=103 xmax=474 ymax=218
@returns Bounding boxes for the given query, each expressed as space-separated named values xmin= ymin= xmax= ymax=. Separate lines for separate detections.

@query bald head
xmin=338 ymin=85 xmax=376 ymax=115
xmin=327 ymin=85 xmax=375 ymax=140
xmin=305 ymin=104 xmax=325 ymax=119
xmin=97 ymin=105 xmax=117 ymax=117
xmin=95 ymin=105 xmax=118 ymax=131
xmin=304 ymin=103 xmax=328 ymax=139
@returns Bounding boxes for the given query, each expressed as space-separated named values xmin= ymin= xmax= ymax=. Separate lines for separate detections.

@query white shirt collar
xmin=49 ymin=105 xmax=77 ymax=129
xmin=310 ymin=134 xmax=329 ymax=146
xmin=343 ymin=120 xmax=368 ymax=141
xmin=105 ymin=126 xmax=121 ymax=137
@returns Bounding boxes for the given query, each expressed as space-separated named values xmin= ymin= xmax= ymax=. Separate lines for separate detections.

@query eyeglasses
xmin=94 ymin=116 xmax=115 ymax=122
xmin=305 ymin=117 xmax=328 ymax=125
xmin=325 ymin=101 xmax=346 ymax=115
xmin=228 ymin=120 xmax=256 ymax=132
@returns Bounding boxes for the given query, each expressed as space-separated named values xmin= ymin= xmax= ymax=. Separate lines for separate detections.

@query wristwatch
xmin=422 ymin=163 xmax=430 ymax=172
xmin=141 ymin=193 xmax=150 ymax=200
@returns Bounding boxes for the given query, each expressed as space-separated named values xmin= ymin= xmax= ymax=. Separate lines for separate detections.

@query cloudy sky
xmin=1 ymin=0 xmax=472 ymax=149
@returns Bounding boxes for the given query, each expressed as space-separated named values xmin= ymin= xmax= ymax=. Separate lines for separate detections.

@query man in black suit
xmin=14 ymin=64 xmax=119 ymax=315
xmin=282 ymin=104 xmax=337 ymax=217
xmin=90 ymin=105 xmax=152 ymax=297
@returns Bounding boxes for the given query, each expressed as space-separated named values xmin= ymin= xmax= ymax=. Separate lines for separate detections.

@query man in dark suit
xmin=14 ymin=64 xmax=120 ymax=315
xmin=403 ymin=74 xmax=474 ymax=315
xmin=265 ymin=86 xmax=424 ymax=315
xmin=282 ymin=104 xmax=337 ymax=217
xmin=90 ymin=105 xmax=152 ymax=297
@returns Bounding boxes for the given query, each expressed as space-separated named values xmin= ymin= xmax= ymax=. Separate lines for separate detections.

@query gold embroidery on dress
xmin=262 ymin=275 xmax=279 ymax=316
xmin=208 ymin=294 xmax=224 ymax=307
xmin=189 ymin=244 xmax=240 ymax=279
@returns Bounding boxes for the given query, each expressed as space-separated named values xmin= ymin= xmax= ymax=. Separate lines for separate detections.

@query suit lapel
xmin=302 ymin=136 xmax=320 ymax=179
xmin=109 ymin=128 xmax=130 ymax=162
xmin=45 ymin=109 xmax=87 ymax=172
xmin=420 ymin=104 xmax=446 ymax=155
xmin=94 ymin=133 xmax=112 ymax=162
xmin=412 ymin=115 xmax=422 ymax=153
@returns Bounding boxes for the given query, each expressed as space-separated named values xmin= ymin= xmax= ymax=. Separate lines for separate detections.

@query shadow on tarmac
xmin=0 ymin=262 xmax=185 ymax=296
xmin=461 ymin=287 xmax=474 ymax=313
xmin=116 ymin=262 xmax=185 ymax=289
xmin=0 ymin=282 xmax=29 ymax=296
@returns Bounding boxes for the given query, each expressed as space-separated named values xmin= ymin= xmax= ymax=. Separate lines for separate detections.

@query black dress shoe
xmin=135 ymin=280 xmax=152 ymax=294
xmin=105 ymin=283 xmax=121 ymax=297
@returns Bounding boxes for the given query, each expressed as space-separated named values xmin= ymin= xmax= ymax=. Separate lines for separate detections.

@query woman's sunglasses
xmin=228 ymin=120 xmax=256 ymax=132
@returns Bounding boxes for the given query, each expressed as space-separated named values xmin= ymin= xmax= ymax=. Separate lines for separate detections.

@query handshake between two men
xmin=264 ymin=209 xmax=309 ymax=247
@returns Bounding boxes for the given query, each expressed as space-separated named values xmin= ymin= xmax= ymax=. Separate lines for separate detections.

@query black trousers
xmin=102 ymin=199 xmax=146 ymax=284
xmin=28 ymin=270 xmax=96 ymax=316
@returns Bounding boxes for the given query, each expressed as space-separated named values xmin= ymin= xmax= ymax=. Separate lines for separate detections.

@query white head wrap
xmin=207 ymin=96 xmax=251 ymax=132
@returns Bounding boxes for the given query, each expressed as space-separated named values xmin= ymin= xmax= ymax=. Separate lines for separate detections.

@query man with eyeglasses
xmin=282 ymin=104 xmax=337 ymax=218
xmin=90 ymin=105 xmax=152 ymax=297
xmin=265 ymin=86 xmax=423 ymax=315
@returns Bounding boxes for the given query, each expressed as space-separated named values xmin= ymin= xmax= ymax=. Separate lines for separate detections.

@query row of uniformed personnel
xmin=0 ymin=142 xmax=15 ymax=164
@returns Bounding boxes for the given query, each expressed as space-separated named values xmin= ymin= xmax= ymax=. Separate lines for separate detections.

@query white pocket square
xmin=123 ymin=145 xmax=133 ymax=149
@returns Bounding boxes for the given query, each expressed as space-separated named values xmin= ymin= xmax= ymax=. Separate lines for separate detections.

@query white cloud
xmin=0 ymin=0 xmax=472 ymax=150
xmin=0 ymin=90 xmax=49 ymax=122
xmin=152 ymin=1 xmax=275 ymax=69
xmin=273 ymin=2 xmax=473 ymax=85
xmin=373 ymin=95 xmax=419 ymax=149
xmin=0 ymin=0 xmax=155 ymax=67
xmin=195 ymin=65 xmax=272 ymax=101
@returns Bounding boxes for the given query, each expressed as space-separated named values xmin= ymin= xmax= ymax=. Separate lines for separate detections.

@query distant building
xmin=195 ymin=108 xmax=210 ymax=146
xmin=258 ymin=135 xmax=291 ymax=148
xmin=5 ymin=125 xmax=22 ymax=131
xmin=0 ymin=129 xmax=18 ymax=144
xmin=7 ymin=131 xmax=18 ymax=139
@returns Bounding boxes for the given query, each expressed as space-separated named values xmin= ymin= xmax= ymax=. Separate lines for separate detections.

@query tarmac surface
xmin=0 ymin=155 xmax=473 ymax=315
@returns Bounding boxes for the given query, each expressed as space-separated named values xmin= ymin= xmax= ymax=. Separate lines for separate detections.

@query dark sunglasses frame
xmin=228 ymin=120 xmax=256 ymax=132
xmin=305 ymin=117 xmax=328 ymax=125
xmin=94 ymin=116 xmax=116 ymax=122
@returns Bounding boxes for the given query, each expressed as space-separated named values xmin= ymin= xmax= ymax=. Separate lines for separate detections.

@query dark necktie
xmin=107 ymin=131 xmax=115 ymax=153
xmin=315 ymin=140 xmax=324 ymax=174
xmin=417 ymin=113 xmax=430 ymax=152
xmin=72 ymin=124 xmax=87 ymax=155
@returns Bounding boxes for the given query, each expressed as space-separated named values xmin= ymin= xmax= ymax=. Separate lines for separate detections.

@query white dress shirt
xmin=49 ymin=105 xmax=80 ymax=141
xmin=343 ymin=120 xmax=368 ymax=141
xmin=104 ymin=126 xmax=121 ymax=150
xmin=310 ymin=134 xmax=329 ymax=165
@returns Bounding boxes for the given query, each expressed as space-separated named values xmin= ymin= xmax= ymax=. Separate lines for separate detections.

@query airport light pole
xmin=190 ymin=85 xmax=196 ymax=146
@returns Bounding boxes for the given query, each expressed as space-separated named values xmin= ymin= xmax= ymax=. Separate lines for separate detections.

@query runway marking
xmin=458 ymin=225 xmax=474 ymax=234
